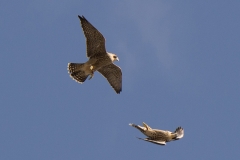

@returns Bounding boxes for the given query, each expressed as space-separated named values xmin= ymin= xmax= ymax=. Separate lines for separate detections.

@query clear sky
xmin=1 ymin=0 xmax=240 ymax=159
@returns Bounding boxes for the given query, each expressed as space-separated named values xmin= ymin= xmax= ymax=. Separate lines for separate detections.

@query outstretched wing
xmin=137 ymin=137 xmax=166 ymax=145
xmin=98 ymin=64 xmax=122 ymax=94
xmin=78 ymin=15 xmax=106 ymax=57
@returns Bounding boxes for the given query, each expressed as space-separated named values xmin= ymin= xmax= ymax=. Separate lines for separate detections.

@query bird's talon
xmin=88 ymin=72 xmax=94 ymax=80
xmin=90 ymin=66 xmax=94 ymax=70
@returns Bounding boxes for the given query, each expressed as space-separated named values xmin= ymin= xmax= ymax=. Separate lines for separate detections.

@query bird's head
xmin=108 ymin=53 xmax=119 ymax=62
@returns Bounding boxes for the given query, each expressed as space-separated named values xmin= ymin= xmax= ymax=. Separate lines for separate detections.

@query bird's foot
xmin=88 ymin=65 xmax=94 ymax=80
xmin=88 ymin=71 xmax=94 ymax=80
xmin=90 ymin=65 xmax=94 ymax=70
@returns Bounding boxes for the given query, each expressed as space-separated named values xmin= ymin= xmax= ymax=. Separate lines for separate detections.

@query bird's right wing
xmin=78 ymin=15 xmax=107 ymax=57
xmin=137 ymin=137 xmax=166 ymax=145
xmin=129 ymin=123 xmax=145 ymax=132
xmin=98 ymin=63 xmax=122 ymax=94
xmin=142 ymin=122 xmax=152 ymax=130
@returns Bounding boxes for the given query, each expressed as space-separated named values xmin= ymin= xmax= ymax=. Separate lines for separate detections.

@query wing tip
xmin=78 ymin=15 xmax=83 ymax=18
xmin=78 ymin=15 xmax=87 ymax=21
xmin=116 ymin=89 xmax=122 ymax=94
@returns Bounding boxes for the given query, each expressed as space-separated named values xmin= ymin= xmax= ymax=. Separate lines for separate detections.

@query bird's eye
xmin=113 ymin=56 xmax=116 ymax=58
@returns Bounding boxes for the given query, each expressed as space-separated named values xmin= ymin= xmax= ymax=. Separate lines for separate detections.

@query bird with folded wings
xmin=129 ymin=122 xmax=184 ymax=145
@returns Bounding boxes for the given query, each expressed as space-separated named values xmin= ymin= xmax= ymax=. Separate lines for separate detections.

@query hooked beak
xmin=116 ymin=57 xmax=119 ymax=61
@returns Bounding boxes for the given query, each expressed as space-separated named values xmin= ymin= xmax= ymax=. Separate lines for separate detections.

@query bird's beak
xmin=116 ymin=57 xmax=119 ymax=61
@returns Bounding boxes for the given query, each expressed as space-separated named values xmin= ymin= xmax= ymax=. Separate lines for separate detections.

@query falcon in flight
xmin=129 ymin=122 xmax=184 ymax=145
xmin=68 ymin=15 xmax=122 ymax=94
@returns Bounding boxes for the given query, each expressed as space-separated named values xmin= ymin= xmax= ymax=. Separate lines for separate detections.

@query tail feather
xmin=174 ymin=127 xmax=184 ymax=139
xmin=68 ymin=63 xmax=88 ymax=83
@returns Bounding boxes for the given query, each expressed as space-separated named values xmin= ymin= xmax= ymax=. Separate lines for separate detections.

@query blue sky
xmin=1 ymin=0 xmax=240 ymax=159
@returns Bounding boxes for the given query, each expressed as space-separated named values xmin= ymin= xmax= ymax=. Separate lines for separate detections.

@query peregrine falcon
xmin=68 ymin=15 xmax=122 ymax=94
xmin=129 ymin=122 xmax=184 ymax=145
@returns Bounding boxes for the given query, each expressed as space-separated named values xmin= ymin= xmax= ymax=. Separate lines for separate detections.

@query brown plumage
xmin=129 ymin=122 xmax=184 ymax=145
xmin=67 ymin=15 xmax=122 ymax=94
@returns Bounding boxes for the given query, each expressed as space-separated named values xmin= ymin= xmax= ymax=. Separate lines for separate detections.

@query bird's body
xmin=68 ymin=15 xmax=122 ymax=94
xmin=129 ymin=122 xmax=184 ymax=145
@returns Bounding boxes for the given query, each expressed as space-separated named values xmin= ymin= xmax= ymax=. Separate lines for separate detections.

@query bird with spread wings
xmin=129 ymin=122 xmax=184 ymax=145
xmin=68 ymin=15 xmax=122 ymax=94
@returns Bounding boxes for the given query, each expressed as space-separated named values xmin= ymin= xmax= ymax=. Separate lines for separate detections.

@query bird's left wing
xmin=98 ymin=64 xmax=122 ymax=94
xmin=78 ymin=15 xmax=106 ymax=58
xmin=142 ymin=122 xmax=152 ymax=130
xmin=137 ymin=137 xmax=166 ymax=145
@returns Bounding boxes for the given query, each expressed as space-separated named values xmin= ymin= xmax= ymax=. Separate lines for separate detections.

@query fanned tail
xmin=67 ymin=63 xmax=89 ymax=83
xmin=173 ymin=127 xmax=184 ymax=140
